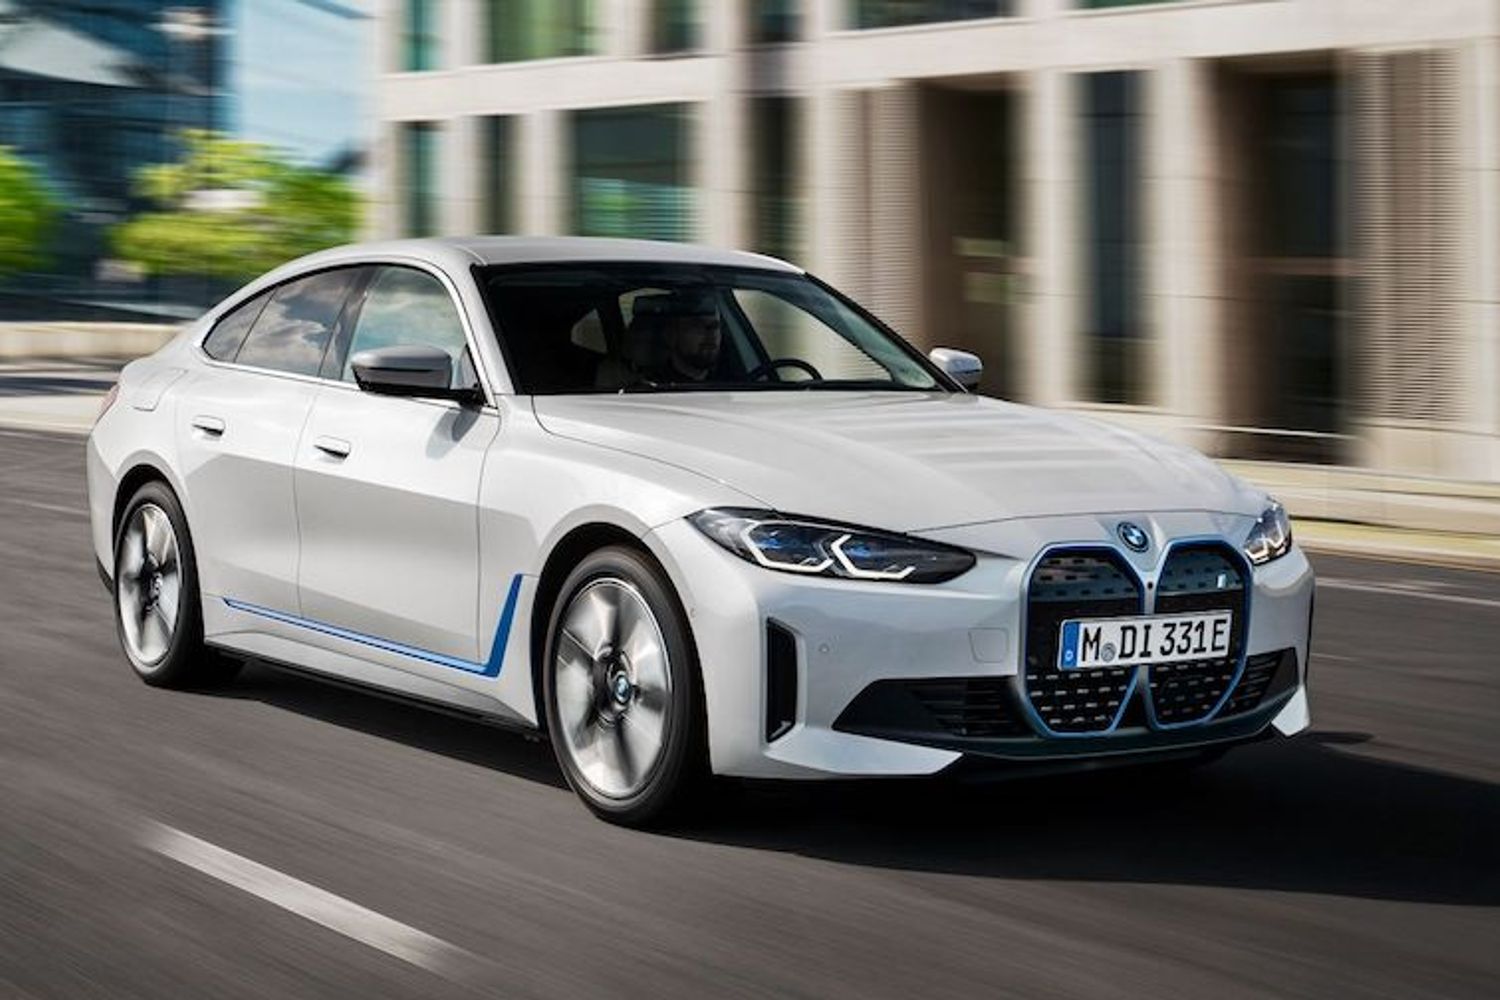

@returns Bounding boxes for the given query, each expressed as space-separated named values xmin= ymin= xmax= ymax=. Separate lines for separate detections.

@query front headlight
xmin=1243 ymin=501 xmax=1293 ymax=565
xmin=688 ymin=509 xmax=976 ymax=584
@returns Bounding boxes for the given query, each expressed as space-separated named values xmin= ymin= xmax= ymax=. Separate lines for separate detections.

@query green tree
xmin=0 ymin=147 xmax=58 ymax=278
xmin=112 ymin=130 xmax=361 ymax=282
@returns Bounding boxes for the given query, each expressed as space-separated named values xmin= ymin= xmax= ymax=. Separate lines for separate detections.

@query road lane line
xmin=142 ymin=822 xmax=478 ymax=979
xmin=0 ymin=496 xmax=88 ymax=517
xmin=1319 ymin=577 xmax=1500 ymax=610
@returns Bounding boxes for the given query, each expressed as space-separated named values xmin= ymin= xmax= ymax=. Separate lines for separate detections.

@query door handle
xmin=191 ymin=415 xmax=225 ymax=437
xmin=313 ymin=435 xmax=352 ymax=459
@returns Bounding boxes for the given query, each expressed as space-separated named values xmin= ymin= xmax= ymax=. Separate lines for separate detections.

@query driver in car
xmin=647 ymin=291 xmax=722 ymax=384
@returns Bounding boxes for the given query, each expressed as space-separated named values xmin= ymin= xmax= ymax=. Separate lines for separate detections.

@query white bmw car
xmin=88 ymin=237 xmax=1313 ymax=825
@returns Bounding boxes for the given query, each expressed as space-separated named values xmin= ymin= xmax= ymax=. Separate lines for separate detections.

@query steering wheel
xmin=745 ymin=358 xmax=823 ymax=383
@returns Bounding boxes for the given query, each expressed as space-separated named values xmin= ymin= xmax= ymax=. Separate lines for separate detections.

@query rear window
xmin=201 ymin=292 xmax=269 ymax=361
xmin=235 ymin=269 xmax=361 ymax=377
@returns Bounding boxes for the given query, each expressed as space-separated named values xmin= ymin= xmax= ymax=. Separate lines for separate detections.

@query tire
xmin=542 ymin=545 xmax=706 ymax=826
xmin=112 ymin=480 xmax=240 ymax=689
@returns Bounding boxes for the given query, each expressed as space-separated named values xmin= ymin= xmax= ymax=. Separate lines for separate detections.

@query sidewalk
xmin=0 ymin=321 xmax=177 ymax=361
xmin=1 ymin=360 xmax=1497 ymax=571
xmin=0 ymin=360 xmax=119 ymax=435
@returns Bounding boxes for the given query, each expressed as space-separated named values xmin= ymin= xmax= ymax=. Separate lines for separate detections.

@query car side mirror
xmin=349 ymin=345 xmax=483 ymax=404
xmin=928 ymin=347 xmax=983 ymax=390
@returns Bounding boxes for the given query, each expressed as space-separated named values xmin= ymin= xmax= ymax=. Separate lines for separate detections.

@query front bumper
xmin=645 ymin=510 xmax=1314 ymax=780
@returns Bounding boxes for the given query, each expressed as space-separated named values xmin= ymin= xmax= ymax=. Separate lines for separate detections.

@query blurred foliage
xmin=112 ymin=131 xmax=360 ymax=282
xmin=0 ymin=147 xmax=58 ymax=278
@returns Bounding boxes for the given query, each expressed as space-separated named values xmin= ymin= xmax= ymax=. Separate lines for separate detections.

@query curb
xmin=1294 ymin=520 xmax=1500 ymax=573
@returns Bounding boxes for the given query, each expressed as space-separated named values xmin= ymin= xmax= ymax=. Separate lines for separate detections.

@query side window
xmin=201 ymin=292 xmax=269 ymax=361
xmin=342 ymin=266 xmax=474 ymax=389
xmin=236 ymin=269 xmax=360 ymax=376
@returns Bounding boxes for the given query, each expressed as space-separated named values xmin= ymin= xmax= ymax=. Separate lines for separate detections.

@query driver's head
xmin=663 ymin=291 xmax=721 ymax=378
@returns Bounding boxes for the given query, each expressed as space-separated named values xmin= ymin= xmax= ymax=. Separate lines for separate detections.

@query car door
xmin=293 ymin=263 xmax=500 ymax=678
xmin=176 ymin=267 xmax=365 ymax=613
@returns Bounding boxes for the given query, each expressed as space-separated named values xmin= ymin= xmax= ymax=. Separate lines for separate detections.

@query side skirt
xmin=205 ymin=640 xmax=543 ymax=739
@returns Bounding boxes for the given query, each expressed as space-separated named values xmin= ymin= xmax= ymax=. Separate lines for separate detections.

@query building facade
xmin=0 ymin=1 xmax=370 ymax=316
xmin=373 ymin=0 xmax=1500 ymax=481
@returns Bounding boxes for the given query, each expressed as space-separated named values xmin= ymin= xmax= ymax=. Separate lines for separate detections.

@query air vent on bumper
xmin=765 ymin=621 xmax=798 ymax=742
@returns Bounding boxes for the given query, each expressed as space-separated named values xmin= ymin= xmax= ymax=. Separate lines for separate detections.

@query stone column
xmin=1024 ymin=68 xmax=1080 ymax=407
xmin=597 ymin=0 xmax=634 ymax=59
xmin=519 ymin=109 xmax=566 ymax=235
xmin=1149 ymin=58 xmax=1220 ymax=444
xmin=441 ymin=116 xmax=481 ymax=235
xmin=805 ymin=86 xmax=870 ymax=299
xmin=1463 ymin=36 xmax=1500 ymax=476
xmin=696 ymin=0 xmax=750 ymax=248
xmin=442 ymin=0 xmax=480 ymax=68
xmin=805 ymin=0 xmax=843 ymax=38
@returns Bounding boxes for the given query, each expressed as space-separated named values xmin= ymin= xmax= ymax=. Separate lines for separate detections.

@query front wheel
xmin=542 ymin=546 xmax=705 ymax=826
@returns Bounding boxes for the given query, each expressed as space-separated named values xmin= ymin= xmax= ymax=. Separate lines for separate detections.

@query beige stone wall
xmin=373 ymin=0 xmax=1500 ymax=481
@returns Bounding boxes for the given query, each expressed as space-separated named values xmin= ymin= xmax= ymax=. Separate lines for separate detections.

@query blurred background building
xmin=0 ymin=0 xmax=369 ymax=317
xmin=373 ymin=0 xmax=1500 ymax=481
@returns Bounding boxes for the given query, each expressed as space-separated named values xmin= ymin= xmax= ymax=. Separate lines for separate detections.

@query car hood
xmin=531 ymin=392 xmax=1264 ymax=533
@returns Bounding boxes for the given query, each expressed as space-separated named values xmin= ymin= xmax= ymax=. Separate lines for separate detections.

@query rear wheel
xmin=543 ymin=546 xmax=705 ymax=826
xmin=113 ymin=481 xmax=239 ymax=688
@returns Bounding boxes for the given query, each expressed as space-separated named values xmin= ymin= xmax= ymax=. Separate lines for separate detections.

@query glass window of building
xmin=404 ymin=0 xmax=440 ymax=71
xmin=752 ymin=0 xmax=800 ymax=43
xmin=1077 ymin=1 xmax=1180 ymax=8
xmin=1256 ymin=74 xmax=1344 ymax=448
xmin=651 ymin=0 xmax=699 ymax=54
xmin=1080 ymin=70 xmax=1146 ymax=405
xmin=481 ymin=116 xmax=515 ymax=234
xmin=850 ymin=1 xmax=1010 ymax=29
xmin=573 ymin=104 xmax=694 ymax=242
xmin=483 ymin=0 xmax=596 ymax=63
xmin=402 ymin=122 xmax=441 ymax=237
xmin=752 ymin=97 xmax=799 ymax=261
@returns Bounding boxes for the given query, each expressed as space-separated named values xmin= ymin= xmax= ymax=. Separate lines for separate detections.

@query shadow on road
xmin=221 ymin=662 xmax=568 ymax=789
xmin=677 ymin=733 xmax=1500 ymax=907
xmin=211 ymin=665 xmax=1496 ymax=907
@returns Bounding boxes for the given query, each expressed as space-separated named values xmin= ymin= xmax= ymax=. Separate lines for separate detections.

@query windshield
xmin=477 ymin=263 xmax=947 ymax=395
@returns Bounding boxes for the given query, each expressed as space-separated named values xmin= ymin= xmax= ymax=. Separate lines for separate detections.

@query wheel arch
xmin=112 ymin=461 xmax=179 ymax=544
xmin=528 ymin=521 xmax=648 ymax=730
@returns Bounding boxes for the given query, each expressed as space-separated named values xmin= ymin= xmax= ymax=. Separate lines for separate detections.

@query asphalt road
xmin=1 ymin=428 xmax=1495 ymax=999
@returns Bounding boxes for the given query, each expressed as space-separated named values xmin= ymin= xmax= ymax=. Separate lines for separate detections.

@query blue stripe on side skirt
xmin=224 ymin=573 xmax=524 ymax=678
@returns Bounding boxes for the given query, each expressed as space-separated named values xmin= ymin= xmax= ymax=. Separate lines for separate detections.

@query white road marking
xmin=1319 ymin=577 xmax=1500 ymax=610
xmin=0 ymin=496 xmax=88 ymax=517
xmin=142 ymin=822 xmax=478 ymax=979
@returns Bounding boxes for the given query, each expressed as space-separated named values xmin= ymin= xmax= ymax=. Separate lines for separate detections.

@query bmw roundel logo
xmin=1117 ymin=521 xmax=1150 ymax=552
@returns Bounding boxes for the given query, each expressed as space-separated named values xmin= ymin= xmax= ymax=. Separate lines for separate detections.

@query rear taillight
xmin=96 ymin=383 xmax=121 ymax=422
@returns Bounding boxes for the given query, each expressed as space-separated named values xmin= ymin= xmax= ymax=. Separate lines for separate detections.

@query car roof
xmin=283 ymin=236 xmax=803 ymax=275
xmin=204 ymin=237 xmax=805 ymax=327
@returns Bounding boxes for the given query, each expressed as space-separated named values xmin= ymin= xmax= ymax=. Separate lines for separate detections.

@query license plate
xmin=1058 ymin=611 xmax=1233 ymax=670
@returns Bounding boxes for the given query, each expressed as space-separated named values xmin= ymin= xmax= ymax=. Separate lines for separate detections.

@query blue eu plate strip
xmin=1059 ymin=620 xmax=1081 ymax=670
xmin=223 ymin=573 xmax=523 ymax=678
